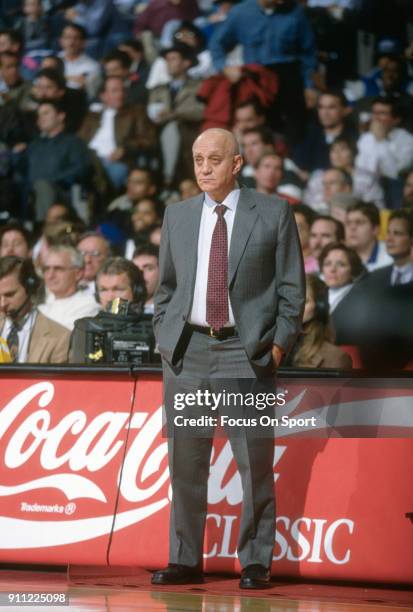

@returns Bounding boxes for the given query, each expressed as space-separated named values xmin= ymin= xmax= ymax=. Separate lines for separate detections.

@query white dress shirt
xmin=356 ymin=128 xmax=413 ymax=179
xmin=89 ymin=108 xmax=117 ymax=159
xmin=39 ymin=291 xmax=100 ymax=330
xmin=328 ymin=284 xmax=353 ymax=313
xmin=189 ymin=188 xmax=240 ymax=327
xmin=1 ymin=310 xmax=37 ymax=363
xmin=391 ymin=262 xmax=413 ymax=285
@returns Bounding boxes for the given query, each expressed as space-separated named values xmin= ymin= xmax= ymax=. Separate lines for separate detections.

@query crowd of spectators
xmin=0 ymin=0 xmax=412 ymax=369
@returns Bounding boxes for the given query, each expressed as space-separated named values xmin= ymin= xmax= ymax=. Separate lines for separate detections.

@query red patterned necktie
xmin=206 ymin=204 xmax=229 ymax=331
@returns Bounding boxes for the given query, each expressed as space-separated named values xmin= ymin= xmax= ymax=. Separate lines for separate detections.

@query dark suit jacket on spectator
xmin=293 ymin=121 xmax=358 ymax=172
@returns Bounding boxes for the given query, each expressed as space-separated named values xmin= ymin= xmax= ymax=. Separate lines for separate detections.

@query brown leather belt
xmin=188 ymin=324 xmax=238 ymax=340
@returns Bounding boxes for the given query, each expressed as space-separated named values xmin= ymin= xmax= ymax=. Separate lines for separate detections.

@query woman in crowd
xmin=287 ymin=274 xmax=352 ymax=369
xmin=319 ymin=242 xmax=367 ymax=344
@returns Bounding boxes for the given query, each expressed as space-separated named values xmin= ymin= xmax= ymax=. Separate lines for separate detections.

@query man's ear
xmin=233 ymin=153 xmax=243 ymax=175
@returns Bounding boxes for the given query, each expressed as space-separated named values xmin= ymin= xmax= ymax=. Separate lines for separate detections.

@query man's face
xmin=127 ymin=170 xmax=154 ymax=202
xmin=104 ymin=60 xmax=128 ymax=79
xmin=317 ymin=95 xmax=346 ymax=130
xmin=24 ymin=0 xmax=42 ymax=17
xmin=0 ymin=34 xmax=12 ymax=53
xmin=0 ymin=273 xmax=28 ymax=319
xmin=329 ymin=142 xmax=353 ymax=169
xmin=382 ymin=59 xmax=402 ymax=92
xmin=241 ymin=132 xmax=265 ymax=166
xmin=403 ymin=172 xmax=413 ymax=206
xmin=345 ymin=211 xmax=377 ymax=250
xmin=371 ymin=103 xmax=399 ymax=131
xmin=309 ymin=219 xmax=338 ymax=258
xmin=255 ymin=156 xmax=283 ymax=192
xmin=322 ymin=169 xmax=349 ymax=203
xmin=234 ymin=106 xmax=263 ymax=134
xmin=97 ymin=272 xmax=133 ymax=309
xmin=101 ymin=78 xmax=125 ymax=110
xmin=193 ymin=132 xmax=242 ymax=202
xmin=0 ymin=230 xmax=30 ymax=258
xmin=132 ymin=200 xmax=159 ymax=232
xmin=165 ymin=51 xmax=189 ymax=78
xmin=0 ymin=56 xmax=20 ymax=87
xmin=133 ymin=254 xmax=159 ymax=300
xmin=37 ymin=104 xmax=63 ymax=134
xmin=34 ymin=76 xmax=62 ymax=100
xmin=386 ymin=218 xmax=413 ymax=259
xmin=60 ymin=27 xmax=84 ymax=57
xmin=77 ymin=236 xmax=109 ymax=282
xmin=43 ymin=250 xmax=81 ymax=298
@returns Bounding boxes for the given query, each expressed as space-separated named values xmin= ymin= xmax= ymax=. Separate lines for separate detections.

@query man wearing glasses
xmin=38 ymin=245 xmax=100 ymax=330
xmin=77 ymin=232 xmax=111 ymax=295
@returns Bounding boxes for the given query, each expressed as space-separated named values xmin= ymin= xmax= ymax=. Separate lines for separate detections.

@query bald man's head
xmin=192 ymin=129 xmax=243 ymax=203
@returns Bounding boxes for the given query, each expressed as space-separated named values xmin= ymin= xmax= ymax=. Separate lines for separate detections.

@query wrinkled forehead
xmin=193 ymin=134 xmax=235 ymax=157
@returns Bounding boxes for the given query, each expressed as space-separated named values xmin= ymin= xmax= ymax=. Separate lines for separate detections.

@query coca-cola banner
xmin=0 ymin=371 xmax=412 ymax=584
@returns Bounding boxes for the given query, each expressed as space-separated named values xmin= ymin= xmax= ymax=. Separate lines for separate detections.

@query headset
xmin=3 ymin=257 xmax=41 ymax=320
xmin=94 ymin=260 xmax=147 ymax=307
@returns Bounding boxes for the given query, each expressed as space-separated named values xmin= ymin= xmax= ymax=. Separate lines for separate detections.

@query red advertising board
xmin=0 ymin=371 xmax=412 ymax=583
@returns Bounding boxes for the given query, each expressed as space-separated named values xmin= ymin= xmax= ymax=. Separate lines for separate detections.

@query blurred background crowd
xmin=0 ymin=0 xmax=412 ymax=369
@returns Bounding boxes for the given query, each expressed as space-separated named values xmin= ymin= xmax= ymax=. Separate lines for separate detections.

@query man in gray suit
xmin=152 ymin=128 xmax=304 ymax=588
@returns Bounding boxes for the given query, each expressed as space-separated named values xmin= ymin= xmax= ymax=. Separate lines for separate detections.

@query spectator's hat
xmin=161 ymin=42 xmax=198 ymax=67
xmin=376 ymin=38 xmax=402 ymax=59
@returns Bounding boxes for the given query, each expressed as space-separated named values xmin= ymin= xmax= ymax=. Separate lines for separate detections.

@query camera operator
xmin=69 ymin=256 xmax=154 ymax=364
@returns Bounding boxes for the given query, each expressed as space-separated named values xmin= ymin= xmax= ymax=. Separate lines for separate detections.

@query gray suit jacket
xmin=153 ymin=187 xmax=305 ymax=369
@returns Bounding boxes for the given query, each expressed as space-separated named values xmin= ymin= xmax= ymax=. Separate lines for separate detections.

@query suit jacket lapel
xmin=228 ymin=187 xmax=258 ymax=286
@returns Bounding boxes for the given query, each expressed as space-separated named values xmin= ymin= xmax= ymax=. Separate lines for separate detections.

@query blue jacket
xmin=210 ymin=0 xmax=317 ymax=87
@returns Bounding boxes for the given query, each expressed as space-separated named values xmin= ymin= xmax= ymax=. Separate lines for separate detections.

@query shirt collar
xmin=393 ymin=262 xmax=413 ymax=274
xmin=204 ymin=187 xmax=240 ymax=213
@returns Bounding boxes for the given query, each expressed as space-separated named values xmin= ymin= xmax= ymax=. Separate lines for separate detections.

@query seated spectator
xmin=0 ymin=221 xmax=32 ymax=258
xmin=69 ymin=256 xmax=148 ymax=363
xmin=345 ymin=201 xmax=392 ymax=271
xmin=254 ymin=153 xmax=284 ymax=197
xmin=79 ymin=76 xmax=157 ymax=190
xmin=232 ymin=99 xmax=267 ymax=142
xmin=108 ymin=168 xmax=157 ymax=213
xmin=0 ymin=30 xmax=23 ymax=56
xmin=319 ymin=241 xmax=366 ymax=343
xmin=27 ymin=67 xmax=88 ymax=133
xmin=240 ymin=126 xmax=275 ymax=183
xmin=355 ymin=96 xmax=413 ymax=180
xmin=304 ymin=138 xmax=385 ymax=210
xmin=132 ymin=243 xmax=159 ymax=315
xmin=285 ymin=274 xmax=352 ymax=369
xmin=39 ymin=244 xmax=100 ymax=330
xmin=102 ymin=49 xmax=148 ymax=106
xmin=309 ymin=214 xmax=345 ymax=262
xmin=33 ymin=216 xmax=86 ymax=273
xmin=294 ymin=203 xmax=318 ymax=273
xmin=58 ymin=23 xmax=101 ymax=100
xmin=147 ymin=42 xmax=204 ymax=186
xmin=315 ymin=167 xmax=353 ymax=214
xmin=362 ymin=209 xmax=413 ymax=289
xmin=179 ymin=177 xmax=200 ymax=200
xmin=0 ymin=255 xmax=70 ymax=363
xmin=294 ymin=90 xmax=357 ymax=174
xmin=117 ymin=39 xmax=149 ymax=89
xmin=402 ymin=169 xmax=413 ymax=208
xmin=15 ymin=0 xmax=50 ymax=53
xmin=0 ymin=51 xmax=32 ymax=110
xmin=125 ymin=198 xmax=164 ymax=258
xmin=77 ymin=231 xmax=111 ymax=295
xmin=26 ymin=99 xmax=92 ymax=221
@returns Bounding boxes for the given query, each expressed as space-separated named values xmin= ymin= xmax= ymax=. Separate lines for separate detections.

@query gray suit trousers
xmin=163 ymin=329 xmax=276 ymax=569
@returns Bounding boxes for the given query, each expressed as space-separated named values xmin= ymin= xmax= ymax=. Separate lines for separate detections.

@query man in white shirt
xmin=356 ymin=96 xmax=413 ymax=179
xmin=345 ymin=201 xmax=392 ymax=271
xmin=0 ymin=256 xmax=70 ymax=363
xmin=39 ymin=245 xmax=100 ymax=330
xmin=59 ymin=23 xmax=101 ymax=100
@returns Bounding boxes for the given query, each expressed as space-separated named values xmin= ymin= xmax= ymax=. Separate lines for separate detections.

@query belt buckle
xmin=209 ymin=327 xmax=220 ymax=339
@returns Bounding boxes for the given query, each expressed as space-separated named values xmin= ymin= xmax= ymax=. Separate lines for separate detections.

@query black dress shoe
xmin=151 ymin=564 xmax=204 ymax=585
xmin=239 ymin=564 xmax=271 ymax=589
